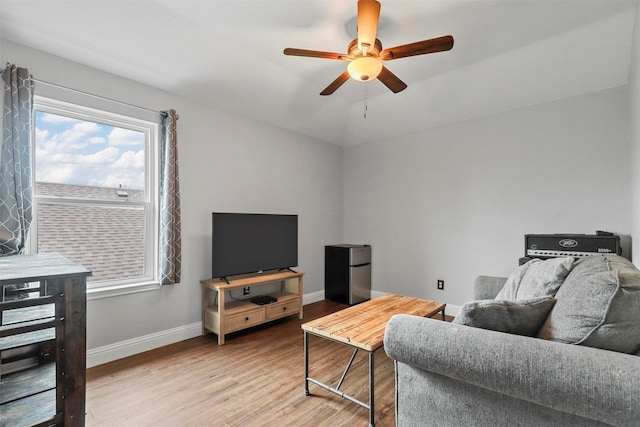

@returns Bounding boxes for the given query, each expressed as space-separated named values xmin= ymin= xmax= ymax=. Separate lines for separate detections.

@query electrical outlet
xmin=243 ymin=287 xmax=250 ymax=295
xmin=437 ymin=280 xmax=444 ymax=290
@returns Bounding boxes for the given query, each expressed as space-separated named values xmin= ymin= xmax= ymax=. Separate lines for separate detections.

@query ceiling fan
xmin=284 ymin=0 xmax=454 ymax=96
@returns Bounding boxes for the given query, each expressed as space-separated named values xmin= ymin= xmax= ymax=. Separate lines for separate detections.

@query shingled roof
xmin=35 ymin=182 xmax=146 ymax=283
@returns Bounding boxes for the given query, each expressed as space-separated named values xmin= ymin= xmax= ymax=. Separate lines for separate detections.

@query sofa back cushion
xmin=537 ymin=255 xmax=640 ymax=354
xmin=495 ymin=257 xmax=574 ymax=301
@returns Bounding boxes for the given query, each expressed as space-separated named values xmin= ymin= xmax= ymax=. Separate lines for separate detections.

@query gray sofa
xmin=384 ymin=255 xmax=640 ymax=426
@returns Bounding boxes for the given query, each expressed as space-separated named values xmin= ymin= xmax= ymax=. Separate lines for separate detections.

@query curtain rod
xmin=32 ymin=78 xmax=164 ymax=115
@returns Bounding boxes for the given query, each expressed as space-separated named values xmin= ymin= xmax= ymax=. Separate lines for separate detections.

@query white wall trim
xmin=371 ymin=290 xmax=388 ymax=299
xmin=302 ymin=290 xmax=325 ymax=305
xmin=89 ymin=291 xmax=325 ymax=367
xmin=87 ymin=291 xmax=460 ymax=367
xmin=87 ymin=322 xmax=203 ymax=368
xmin=445 ymin=303 xmax=461 ymax=318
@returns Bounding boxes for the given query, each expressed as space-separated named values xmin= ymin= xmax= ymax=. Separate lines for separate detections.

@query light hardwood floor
xmin=86 ymin=300 xmax=398 ymax=427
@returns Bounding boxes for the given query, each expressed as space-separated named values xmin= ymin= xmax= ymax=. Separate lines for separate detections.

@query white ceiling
xmin=0 ymin=0 xmax=637 ymax=146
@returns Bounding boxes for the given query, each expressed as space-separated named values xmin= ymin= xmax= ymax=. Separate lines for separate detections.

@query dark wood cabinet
xmin=0 ymin=253 xmax=91 ymax=426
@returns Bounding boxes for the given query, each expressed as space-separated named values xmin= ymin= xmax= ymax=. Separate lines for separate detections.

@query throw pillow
xmin=495 ymin=257 xmax=574 ymax=301
xmin=493 ymin=260 xmax=532 ymax=301
xmin=453 ymin=296 xmax=557 ymax=336
xmin=537 ymin=255 xmax=640 ymax=354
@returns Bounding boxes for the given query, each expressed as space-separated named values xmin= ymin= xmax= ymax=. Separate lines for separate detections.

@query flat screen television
xmin=211 ymin=212 xmax=298 ymax=280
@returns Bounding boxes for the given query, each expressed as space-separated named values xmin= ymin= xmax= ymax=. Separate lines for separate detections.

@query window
xmin=32 ymin=96 xmax=159 ymax=297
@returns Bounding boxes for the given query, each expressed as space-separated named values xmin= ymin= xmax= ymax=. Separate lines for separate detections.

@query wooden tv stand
xmin=200 ymin=270 xmax=304 ymax=345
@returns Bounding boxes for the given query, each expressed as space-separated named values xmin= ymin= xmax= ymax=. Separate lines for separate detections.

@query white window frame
xmin=31 ymin=95 xmax=161 ymax=299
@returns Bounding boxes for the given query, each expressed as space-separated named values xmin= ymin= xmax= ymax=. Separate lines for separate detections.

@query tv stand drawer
xmin=266 ymin=300 xmax=300 ymax=320
xmin=225 ymin=309 xmax=265 ymax=333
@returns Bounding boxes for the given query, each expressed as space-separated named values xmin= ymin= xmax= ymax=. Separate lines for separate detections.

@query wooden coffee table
xmin=302 ymin=294 xmax=445 ymax=427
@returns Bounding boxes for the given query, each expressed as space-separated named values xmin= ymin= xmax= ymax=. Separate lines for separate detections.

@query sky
xmin=35 ymin=111 xmax=145 ymax=190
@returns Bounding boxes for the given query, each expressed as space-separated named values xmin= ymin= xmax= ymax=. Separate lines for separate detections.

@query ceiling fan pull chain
xmin=364 ymin=83 xmax=368 ymax=119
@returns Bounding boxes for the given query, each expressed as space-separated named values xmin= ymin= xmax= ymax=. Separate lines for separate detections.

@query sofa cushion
xmin=537 ymin=255 xmax=640 ymax=354
xmin=495 ymin=257 xmax=574 ymax=301
xmin=453 ymin=296 xmax=557 ymax=336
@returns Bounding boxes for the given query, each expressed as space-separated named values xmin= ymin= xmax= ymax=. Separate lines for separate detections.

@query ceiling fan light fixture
xmin=283 ymin=1 xmax=453 ymax=95
xmin=348 ymin=57 xmax=382 ymax=81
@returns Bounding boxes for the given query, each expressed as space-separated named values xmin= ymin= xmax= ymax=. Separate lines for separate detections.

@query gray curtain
xmin=0 ymin=64 xmax=34 ymax=256
xmin=159 ymin=109 xmax=181 ymax=284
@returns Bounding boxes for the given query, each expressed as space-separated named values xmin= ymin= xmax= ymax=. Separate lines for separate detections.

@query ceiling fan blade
xmin=380 ymin=35 xmax=454 ymax=61
xmin=357 ymin=0 xmax=381 ymax=55
xmin=320 ymin=71 xmax=351 ymax=96
xmin=283 ymin=48 xmax=346 ymax=60
xmin=377 ymin=66 xmax=407 ymax=93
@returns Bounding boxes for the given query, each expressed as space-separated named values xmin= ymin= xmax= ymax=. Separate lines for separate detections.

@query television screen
xmin=212 ymin=212 xmax=298 ymax=279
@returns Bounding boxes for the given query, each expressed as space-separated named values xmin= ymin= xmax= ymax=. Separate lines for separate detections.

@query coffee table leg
xmin=304 ymin=330 xmax=310 ymax=396
xmin=369 ymin=350 xmax=375 ymax=427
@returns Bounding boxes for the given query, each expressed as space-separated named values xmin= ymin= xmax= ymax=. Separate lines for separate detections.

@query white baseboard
xmin=87 ymin=322 xmax=203 ymax=368
xmin=303 ymin=290 xmax=325 ymax=305
xmin=445 ymin=304 xmax=461 ymax=317
xmin=87 ymin=291 xmax=461 ymax=368
xmin=371 ymin=289 xmax=387 ymax=299
xmin=88 ymin=291 xmax=326 ymax=368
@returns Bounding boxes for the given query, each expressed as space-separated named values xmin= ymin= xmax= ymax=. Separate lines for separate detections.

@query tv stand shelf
xmin=200 ymin=270 xmax=304 ymax=345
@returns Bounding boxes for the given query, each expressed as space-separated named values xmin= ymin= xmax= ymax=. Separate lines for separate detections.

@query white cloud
xmin=59 ymin=123 xmax=100 ymax=149
xmin=35 ymin=113 xmax=145 ymax=189
xmin=35 ymin=128 xmax=50 ymax=144
xmin=112 ymin=150 xmax=144 ymax=169
xmin=46 ymin=152 xmax=74 ymax=163
xmin=72 ymin=121 xmax=100 ymax=134
xmin=36 ymin=121 xmax=102 ymax=151
xmin=108 ymin=128 xmax=144 ymax=146
xmin=87 ymin=136 xmax=106 ymax=144
xmin=80 ymin=146 xmax=119 ymax=164
xmin=36 ymin=164 xmax=76 ymax=184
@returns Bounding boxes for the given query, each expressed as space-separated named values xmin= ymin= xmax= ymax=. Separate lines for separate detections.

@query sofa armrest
xmin=473 ymin=275 xmax=507 ymax=300
xmin=384 ymin=314 xmax=640 ymax=426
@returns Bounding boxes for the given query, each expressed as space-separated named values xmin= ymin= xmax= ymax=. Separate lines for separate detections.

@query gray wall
xmin=631 ymin=1 xmax=640 ymax=259
xmin=1 ymin=40 xmax=344 ymax=351
xmin=344 ymin=86 xmax=631 ymax=308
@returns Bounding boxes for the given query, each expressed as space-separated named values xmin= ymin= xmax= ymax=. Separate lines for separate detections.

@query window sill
xmin=87 ymin=280 xmax=161 ymax=300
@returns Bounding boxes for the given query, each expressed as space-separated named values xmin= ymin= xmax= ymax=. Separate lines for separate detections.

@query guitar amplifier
xmin=524 ymin=233 xmax=621 ymax=260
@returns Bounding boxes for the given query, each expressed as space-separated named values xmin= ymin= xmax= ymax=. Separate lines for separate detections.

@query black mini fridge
xmin=325 ymin=244 xmax=371 ymax=305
